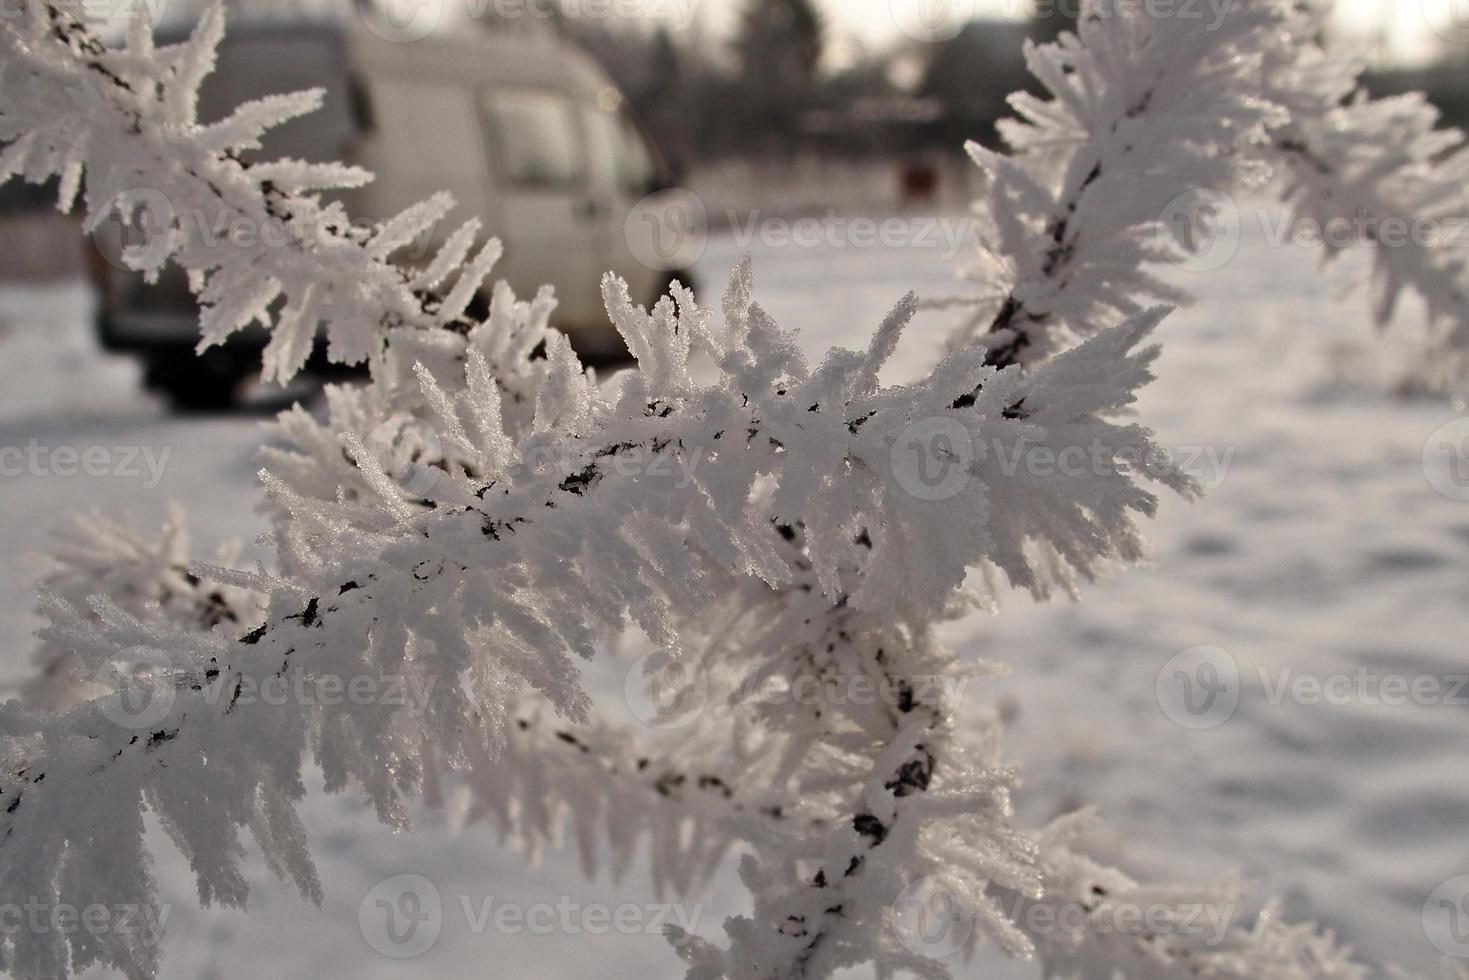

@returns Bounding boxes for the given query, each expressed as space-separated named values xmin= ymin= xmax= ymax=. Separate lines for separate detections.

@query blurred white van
xmin=90 ymin=20 xmax=683 ymax=408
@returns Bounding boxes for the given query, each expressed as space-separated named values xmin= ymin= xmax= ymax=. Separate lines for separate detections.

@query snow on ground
xmin=0 ymin=213 xmax=1466 ymax=977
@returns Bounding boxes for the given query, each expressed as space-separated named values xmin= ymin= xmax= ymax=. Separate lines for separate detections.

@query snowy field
xmin=0 ymin=213 xmax=1466 ymax=977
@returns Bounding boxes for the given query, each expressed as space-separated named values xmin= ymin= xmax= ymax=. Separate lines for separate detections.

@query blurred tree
xmin=731 ymin=0 xmax=825 ymax=155
xmin=734 ymin=0 xmax=823 ymax=83
xmin=916 ymin=20 xmax=1031 ymax=151
xmin=639 ymin=27 xmax=698 ymax=173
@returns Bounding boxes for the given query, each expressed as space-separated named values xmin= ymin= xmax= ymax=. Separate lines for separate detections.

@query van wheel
xmin=142 ymin=348 xmax=251 ymax=412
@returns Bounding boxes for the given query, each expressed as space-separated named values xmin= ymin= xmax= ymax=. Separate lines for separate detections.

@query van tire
xmin=142 ymin=348 xmax=251 ymax=412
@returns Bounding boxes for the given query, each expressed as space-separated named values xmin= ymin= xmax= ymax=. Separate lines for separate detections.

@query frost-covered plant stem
xmin=951 ymin=0 xmax=1469 ymax=393
xmin=672 ymin=637 xmax=1035 ymax=977
xmin=1259 ymin=15 xmax=1469 ymax=389
xmin=944 ymin=0 xmax=1289 ymax=366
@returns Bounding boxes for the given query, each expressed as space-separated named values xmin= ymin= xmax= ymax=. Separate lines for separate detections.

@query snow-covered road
xmin=1 ymin=216 xmax=1465 ymax=977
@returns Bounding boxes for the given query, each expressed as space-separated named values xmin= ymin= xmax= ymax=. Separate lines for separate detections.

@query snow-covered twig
xmin=1261 ymin=8 xmax=1469 ymax=393
xmin=1007 ymin=811 xmax=1372 ymax=980
xmin=941 ymin=0 xmax=1289 ymax=365
xmin=22 ymin=508 xmax=263 ymax=711
xmin=948 ymin=0 xmax=1469 ymax=394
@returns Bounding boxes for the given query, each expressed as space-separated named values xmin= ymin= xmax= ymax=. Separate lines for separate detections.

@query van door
xmin=355 ymin=77 xmax=492 ymax=269
xmin=478 ymin=87 xmax=604 ymax=339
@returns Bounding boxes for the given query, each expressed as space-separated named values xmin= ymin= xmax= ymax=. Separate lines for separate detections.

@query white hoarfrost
xmin=945 ymin=0 xmax=1469 ymax=396
xmin=0 ymin=3 xmax=1460 ymax=980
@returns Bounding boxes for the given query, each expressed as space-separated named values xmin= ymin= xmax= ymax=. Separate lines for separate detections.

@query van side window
xmin=583 ymin=107 xmax=658 ymax=197
xmin=616 ymin=114 xmax=657 ymax=193
xmin=482 ymin=90 xmax=584 ymax=188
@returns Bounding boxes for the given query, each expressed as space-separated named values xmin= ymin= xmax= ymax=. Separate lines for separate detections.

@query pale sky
xmin=692 ymin=0 xmax=1468 ymax=68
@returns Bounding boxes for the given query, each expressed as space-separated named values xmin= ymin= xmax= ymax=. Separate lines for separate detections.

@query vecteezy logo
xmin=1423 ymin=417 xmax=1469 ymax=502
xmin=366 ymin=415 xmax=445 ymax=499
xmin=1158 ymin=188 xmax=1240 ymax=273
xmin=96 ymin=646 xmax=177 ymax=731
xmin=890 ymin=0 xmax=976 ymax=43
xmin=624 ymin=188 xmax=708 ymax=272
xmin=92 ymin=188 xmax=176 ymax=275
xmin=75 ymin=0 xmax=173 ymax=30
xmin=1424 ymin=0 xmax=1469 ymax=47
xmin=890 ymin=416 xmax=975 ymax=501
xmin=623 ymin=649 xmax=708 ymax=731
xmin=1423 ymin=874 xmax=1469 ymax=958
xmin=1156 ymin=645 xmax=1240 ymax=730
xmin=359 ymin=874 xmax=443 ymax=959
xmin=892 ymin=876 xmax=975 ymax=959
xmin=360 ymin=0 xmax=442 ymax=43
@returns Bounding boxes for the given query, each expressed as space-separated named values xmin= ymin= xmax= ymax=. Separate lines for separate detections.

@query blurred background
xmin=9 ymin=0 xmax=1467 ymax=331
